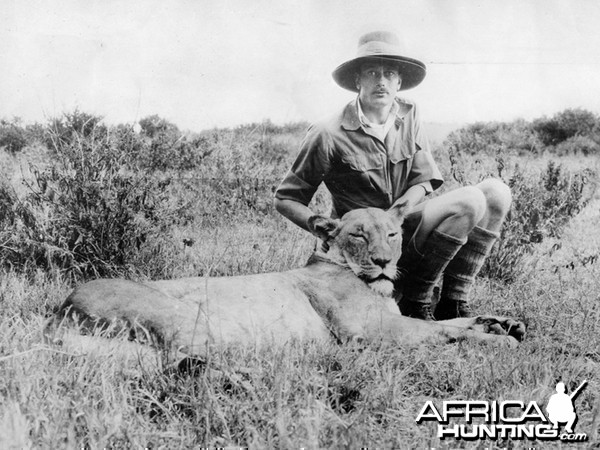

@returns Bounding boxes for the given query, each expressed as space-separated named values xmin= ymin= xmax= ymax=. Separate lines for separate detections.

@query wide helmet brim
xmin=332 ymin=55 xmax=426 ymax=92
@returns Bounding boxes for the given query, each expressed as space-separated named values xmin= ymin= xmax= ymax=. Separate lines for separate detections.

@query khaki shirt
xmin=275 ymin=97 xmax=443 ymax=218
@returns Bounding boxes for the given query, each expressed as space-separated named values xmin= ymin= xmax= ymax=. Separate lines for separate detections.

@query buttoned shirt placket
xmin=357 ymin=99 xmax=400 ymax=205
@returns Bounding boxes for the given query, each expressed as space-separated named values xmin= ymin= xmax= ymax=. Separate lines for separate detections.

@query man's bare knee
xmin=477 ymin=179 xmax=512 ymax=212
xmin=453 ymin=186 xmax=487 ymax=224
xmin=476 ymin=178 xmax=512 ymax=230
xmin=429 ymin=187 xmax=486 ymax=239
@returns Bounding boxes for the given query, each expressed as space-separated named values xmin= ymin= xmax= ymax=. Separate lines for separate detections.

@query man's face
xmin=356 ymin=62 xmax=402 ymax=110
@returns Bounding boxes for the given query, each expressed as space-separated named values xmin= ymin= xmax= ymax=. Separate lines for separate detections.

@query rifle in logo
xmin=546 ymin=380 xmax=587 ymax=433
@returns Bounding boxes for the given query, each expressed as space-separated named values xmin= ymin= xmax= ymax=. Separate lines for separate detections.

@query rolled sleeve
xmin=275 ymin=124 xmax=332 ymax=206
xmin=408 ymin=148 xmax=443 ymax=191
xmin=415 ymin=180 xmax=433 ymax=195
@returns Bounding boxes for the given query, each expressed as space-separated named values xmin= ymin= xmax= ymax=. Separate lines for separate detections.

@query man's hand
xmin=392 ymin=184 xmax=427 ymax=213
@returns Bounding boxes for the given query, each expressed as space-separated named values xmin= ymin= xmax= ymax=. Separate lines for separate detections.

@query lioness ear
xmin=307 ymin=215 xmax=340 ymax=241
xmin=388 ymin=199 xmax=410 ymax=221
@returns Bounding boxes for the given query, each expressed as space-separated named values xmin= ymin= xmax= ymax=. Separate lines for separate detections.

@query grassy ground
xmin=1 ymin=145 xmax=600 ymax=448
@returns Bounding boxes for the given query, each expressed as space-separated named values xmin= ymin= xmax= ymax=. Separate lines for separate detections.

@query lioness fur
xmin=47 ymin=203 xmax=525 ymax=358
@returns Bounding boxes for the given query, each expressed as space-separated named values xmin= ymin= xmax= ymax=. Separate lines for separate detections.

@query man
xmin=274 ymin=31 xmax=511 ymax=321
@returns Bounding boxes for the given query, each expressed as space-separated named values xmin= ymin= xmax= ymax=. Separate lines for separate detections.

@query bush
xmin=138 ymin=114 xmax=179 ymax=139
xmin=45 ymin=110 xmax=107 ymax=152
xmin=138 ymin=132 xmax=214 ymax=172
xmin=532 ymin=108 xmax=598 ymax=146
xmin=0 ymin=119 xmax=28 ymax=153
xmin=445 ymin=120 xmax=540 ymax=156
xmin=447 ymin=109 xmax=600 ymax=157
xmin=233 ymin=119 xmax=310 ymax=137
xmin=0 ymin=181 xmax=42 ymax=271
xmin=127 ymin=115 xmax=214 ymax=172
xmin=482 ymin=161 xmax=591 ymax=281
xmin=0 ymin=121 xmax=186 ymax=280
xmin=0 ymin=112 xmax=306 ymax=278
xmin=553 ymin=135 xmax=600 ymax=156
xmin=444 ymin=145 xmax=592 ymax=282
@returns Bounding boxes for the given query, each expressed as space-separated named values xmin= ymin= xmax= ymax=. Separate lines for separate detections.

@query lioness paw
xmin=474 ymin=316 xmax=526 ymax=342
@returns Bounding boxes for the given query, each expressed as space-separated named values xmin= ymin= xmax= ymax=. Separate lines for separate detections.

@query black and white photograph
xmin=1 ymin=0 xmax=599 ymax=447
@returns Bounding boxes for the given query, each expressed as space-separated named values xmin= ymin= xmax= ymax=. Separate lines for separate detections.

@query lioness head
xmin=307 ymin=202 xmax=409 ymax=297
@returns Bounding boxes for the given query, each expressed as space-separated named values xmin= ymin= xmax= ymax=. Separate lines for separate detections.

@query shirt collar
xmin=357 ymin=98 xmax=397 ymax=128
xmin=341 ymin=97 xmax=413 ymax=131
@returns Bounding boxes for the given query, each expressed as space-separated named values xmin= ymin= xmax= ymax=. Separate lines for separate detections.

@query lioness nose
xmin=371 ymin=256 xmax=391 ymax=268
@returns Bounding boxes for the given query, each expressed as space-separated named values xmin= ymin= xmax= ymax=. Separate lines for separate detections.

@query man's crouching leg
xmin=396 ymin=230 xmax=466 ymax=320
xmin=395 ymin=186 xmax=487 ymax=320
xmin=435 ymin=179 xmax=512 ymax=320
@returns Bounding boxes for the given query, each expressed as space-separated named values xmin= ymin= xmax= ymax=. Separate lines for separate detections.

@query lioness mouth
xmin=365 ymin=275 xmax=395 ymax=297
xmin=366 ymin=274 xmax=392 ymax=283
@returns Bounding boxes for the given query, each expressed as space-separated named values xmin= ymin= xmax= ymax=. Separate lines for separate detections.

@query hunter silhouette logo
xmin=415 ymin=380 xmax=589 ymax=442
xmin=546 ymin=380 xmax=587 ymax=434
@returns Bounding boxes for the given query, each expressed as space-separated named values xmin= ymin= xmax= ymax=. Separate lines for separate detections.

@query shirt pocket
xmin=340 ymin=152 xmax=383 ymax=172
xmin=388 ymin=126 xmax=416 ymax=164
xmin=336 ymin=152 xmax=384 ymax=193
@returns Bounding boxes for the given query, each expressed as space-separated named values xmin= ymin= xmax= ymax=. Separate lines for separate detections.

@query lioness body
xmin=52 ymin=205 xmax=525 ymax=358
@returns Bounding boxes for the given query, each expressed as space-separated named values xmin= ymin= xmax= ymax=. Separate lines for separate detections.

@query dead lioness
xmin=48 ymin=203 xmax=525 ymax=358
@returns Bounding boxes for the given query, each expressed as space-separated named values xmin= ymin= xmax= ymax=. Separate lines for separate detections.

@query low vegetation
xmin=0 ymin=109 xmax=599 ymax=447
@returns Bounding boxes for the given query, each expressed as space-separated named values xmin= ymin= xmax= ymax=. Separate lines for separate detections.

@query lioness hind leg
xmin=43 ymin=315 xmax=164 ymax=372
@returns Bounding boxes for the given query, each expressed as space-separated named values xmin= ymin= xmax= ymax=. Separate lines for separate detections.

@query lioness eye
xmin=350 ymin=233 xmax=366 ymax=241
xmin=388 ymin=232 xmax=398 ymax=238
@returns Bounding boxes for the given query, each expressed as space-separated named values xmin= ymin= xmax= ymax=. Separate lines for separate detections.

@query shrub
xmin=482 ymin=161 xmax=591 ymax=281
xmin=532 ymin=108 xmax=598 ymax=146
xmin=233 ymin=119 xmax=310 ymax=137
xmin=0 ymin=181 xmax=41 ymax=271
xmin=45 ymin=110 xmax=107 ymax=152
xmin=445 ymin=120 xmax=540 ymax=156
xmin=553 ymin=135 xmax=600 ymax=156
xmin=0 ymin=120 xmax=186 ymax=280
xmin=129 ymin=115 xmax=214 ymax=172
xmin=138 ymin=114 xmax=180 ymax=138
xmin=447 ymin=109 xmax=600 ymax=157
xmin=0 ymin=119 xmax=28 ymax=153
xmin=24 ymin=122 xmax=47 ymax=145
xmin=444 ymin=145 xmax=592 ymax=282
xmin=138 ymin=133 xmax=214 ymax=172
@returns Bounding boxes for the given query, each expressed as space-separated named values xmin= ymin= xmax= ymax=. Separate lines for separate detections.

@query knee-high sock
xmin=434 ymin=226 xmax=499 ymax=320
xmin=395 ymin=229 xmax=466 ymax=320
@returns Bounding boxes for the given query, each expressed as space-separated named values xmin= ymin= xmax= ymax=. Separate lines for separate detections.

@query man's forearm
xmin=394 ymin=184 xmax=427 ymax=211
xmin=274 ymin=198 xmax=314 ymax=232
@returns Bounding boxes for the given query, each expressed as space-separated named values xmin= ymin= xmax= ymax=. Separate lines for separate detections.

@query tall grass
xmin=2 ymin=260 xmax=599 ymax=447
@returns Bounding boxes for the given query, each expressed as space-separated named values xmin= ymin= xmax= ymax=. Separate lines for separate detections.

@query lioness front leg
xmin=440 ymin=315 xmax=526 ymax=342
xmin=371 ymin=314 xmax=524 ymax=347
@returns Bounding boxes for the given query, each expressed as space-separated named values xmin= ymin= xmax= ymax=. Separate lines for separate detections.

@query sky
xmin=1 ymin=0 xmax=600 ymax=132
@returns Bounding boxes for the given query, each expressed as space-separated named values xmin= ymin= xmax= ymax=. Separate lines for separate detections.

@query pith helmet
xmin=332 ymin=30 xmax=426 ymax=92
